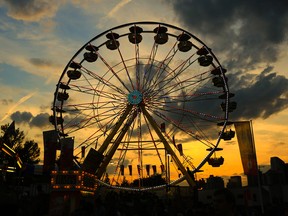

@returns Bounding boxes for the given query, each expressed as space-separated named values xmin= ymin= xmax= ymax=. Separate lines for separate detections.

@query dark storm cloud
xmin=10 ymin=111 xmax=51 ymax=128
xmin=30 ymin=113 xmax=50 ymax=127
xmin=230 ymin=66 xmax=288 ymax=120
xmin=168 ymin=0 xmax=288 ymax=119
xmin=1 ymin=0 xmax=61 ymax=21
xmin=11 ymin=111 xmax=33 ymax=123
xmin=168 ymin=0 xmax=288 ymax=67
xmin=186 ymin=66 xmax=288 ymax=121
xmin=162 ymin=66 xmax=288 ymax=125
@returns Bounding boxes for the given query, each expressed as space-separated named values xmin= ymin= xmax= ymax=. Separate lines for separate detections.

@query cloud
xmin=168 ymin=0 xmax=288 ymax=68
xmin=230 ymin=66 xmax=288 ymax=120
xmin=107 ymin=0 xmax=132 ymax=17
xmin=29 ymin=58 xmax=58 ymax=68
xmin=30 ymin=113 xmax=50 ymax=127
xmin=10 ymin=111 xmax=33 ymax=123
xmin=159 ymin=65 xmax=288 ymax=127
xmin=1 ymin=0 xmax=64 ymax=22
xmin=10 ymin=111 xmax=51 ymax=128
xmin=1 ymin=99 xmax=13 ymax=106
xmin=0 ymin=91 xmax=36 ymax=122
xmin=167 ymin=0 xmax=288 ymax=120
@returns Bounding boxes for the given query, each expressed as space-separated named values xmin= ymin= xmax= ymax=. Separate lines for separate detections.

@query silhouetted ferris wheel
xmin=50 ymin=21 xmax=235 ymax=190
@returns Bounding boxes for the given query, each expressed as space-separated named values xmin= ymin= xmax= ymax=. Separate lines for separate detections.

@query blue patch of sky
xmin=0 ymin=6 xmax=8 ymax=19
xmin=0 ymin=63 xmax=53 ymax=92
xmin=0 ymin=9 xmax=17 ymax=35
xmin=53 ymin=3 xmax=101 ymax=45
xmin=0 ymin=8 xmax=38 ymax=42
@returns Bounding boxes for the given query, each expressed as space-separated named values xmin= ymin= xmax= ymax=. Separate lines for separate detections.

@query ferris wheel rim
xmin=51 ymin=21 xmax=232 ymax=190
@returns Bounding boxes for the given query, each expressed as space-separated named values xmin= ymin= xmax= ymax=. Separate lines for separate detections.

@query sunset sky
xmin=0 ymin=0 xmax=287 ymax=185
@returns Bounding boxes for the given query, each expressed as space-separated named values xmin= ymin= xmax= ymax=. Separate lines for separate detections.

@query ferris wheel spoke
xmin=147 ymin=101 xmax=220 ymax=138
xmin=115 ymin=41 xmax=135 ymax=91
xmin=96 ymin=52 xmax=132 ymax=92
xmin=150 ymin=77 xmax=206 ymax=101
xmin=146 ymin=106 xmax=214 ymax=147
xmin=74 ymin=108 xmax=130 ymax=158
xmin=147 ymin=54 xmax=199 ymax=98
xmin=120 ymin=119 xmax=137 ymax=154
xmin=152 ymin=41 xmax=178 ymax=80
xmin=151 ymin=52 xmax=197 ymax=89
xmin=68 ymin=83 xmax=125 ymax=103
xmin=150 ymin=99 xmax=223 ymax=122
xmin=142 ymin=114 xmax=164 ymax=165
xmin=96 ymin=108 xmax=138 ymax=178
xmin=142 ymin=40 xmax=178 ymax=92
xmin=135 ymin=45 xmax=141 ymax=90
xmin=112 ymin=115 xmax=139 ymax=179
xmin=62 ymin=101 xmax=126 ymax=135
xmin=141 ymin=41 xmax=158 ymax=89
xmin=74 ymin=130 xmax=103 ymax=156
xmin=80 ymin=66 xmax=127 ymax=96
xmin=184 ymin=114 xmax=216 ymax=147
xmin=95 ymin=104 xmax=127 ymax=126
xmin=62 ymin=100 xmax=125 ymax=116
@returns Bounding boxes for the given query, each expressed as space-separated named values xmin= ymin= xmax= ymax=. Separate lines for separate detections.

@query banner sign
xmin=234 ymin=121 xmax=258 ymax=176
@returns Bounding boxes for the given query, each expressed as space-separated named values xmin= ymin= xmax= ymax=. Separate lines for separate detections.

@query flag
xmin=81 ymin=146 xmax=86 ymax=158
xmin=128 ymin=165 xmax=132 ymax=176
xmin=146 ymin=164 xmax=150 ymax=176
xmin=120 ymin=164 xmax=124 ymax=175
xmin=234 ymin=121 xmax=258 ymax=176
xmin=152 ymin=165 xmax=157 ymax=175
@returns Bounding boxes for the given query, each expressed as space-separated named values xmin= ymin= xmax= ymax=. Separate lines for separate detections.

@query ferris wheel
xmin=50 ymin=21 xmax=235 ymax=190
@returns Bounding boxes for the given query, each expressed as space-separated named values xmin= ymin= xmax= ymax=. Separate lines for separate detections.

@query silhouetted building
xmin=227 ymin=176 xmax=242 ymax=189
xmin=205 ymin=175 xmax=224 ymax=190
xmin=247 ymin=173 xmax=259 ymax=187
xmin=261 ymin=157 xmax=288 ymax=206
xmin=263 ymin=157 xmax=287 ymax=186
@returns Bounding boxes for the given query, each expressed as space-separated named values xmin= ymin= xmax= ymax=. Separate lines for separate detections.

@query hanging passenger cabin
xmin=208 ymin=156 xmax=224 ymax=167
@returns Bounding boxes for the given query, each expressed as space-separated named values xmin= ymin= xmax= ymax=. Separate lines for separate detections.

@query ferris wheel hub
xmin=128 ymin=90 xmax=143 ymax=105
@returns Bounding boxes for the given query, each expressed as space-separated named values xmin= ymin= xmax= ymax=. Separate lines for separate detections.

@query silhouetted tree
xmin=15 ymin=140 xmax=40 ymax=164
xmin=0 ymin=123 xmax=40 ymax=166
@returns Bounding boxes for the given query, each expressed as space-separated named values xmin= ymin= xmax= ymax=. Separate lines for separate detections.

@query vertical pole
xmin=250 ymin=120 xmax=264 ymax=214
xmin=165 ymin=150 xmax=168 ymax=184
xmin=167 ymin=154 xmax=170 ymax=185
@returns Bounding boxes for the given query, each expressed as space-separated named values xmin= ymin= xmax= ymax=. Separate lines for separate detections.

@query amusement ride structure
xmin=50 ymin=21 xmax=236 ymax=191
